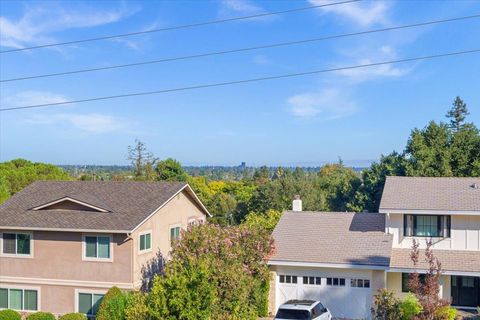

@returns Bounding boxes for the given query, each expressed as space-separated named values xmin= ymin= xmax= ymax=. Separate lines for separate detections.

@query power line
xmin=2 ymin=48 xmax=478 ymax=112
xmin=0 ymin=0 xmax=360 ymax=54
xmin=3 ymin=13 xmax=479 ymax=83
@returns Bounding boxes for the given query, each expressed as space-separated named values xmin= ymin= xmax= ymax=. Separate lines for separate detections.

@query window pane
xmin=327 ymin=278 xmax=332 ymax=286
xmin=340 ymin=278 xmax=345 ymax=286
xmin=315 ymin=277 xmax=321 ymax=285
xmin=97 ymin=237 xmax=110 ymax=259
xmin=10 ymin=289 xmax=23 ymax=310
xmin=16 ymin=234 xmax=30 ymax=255
xmin=140 ymin=234 xmax=146 ymax=251
xmin=351 ymin=279 xmax=357 ymax=287
xmin=79 ymin=293 xmax=92 ymax=314
xmin=286 ymin=276 xmax=291 ymax=283
xmin=292 ymin=276 xmax=297 ymax=284
xmin=145 ymin=233 xmax=151 ymax=249
xmin=85 ymin=237 xmax=97 ymax=258
xmin=333 ymin=278 xmax=339 ymax=286
xmin=24 ymin=290 xmax=37 ymax=311
xmin=92 ymin=294 xmax=104 ymax=315
xmin=279 ymin=275 xmax=285 ymax=283
xmin=364 ymin=280 xmax=370 ymax=288
xmin=3 ymin=233 xmax=16 ymax=254
xmin=303 ymin=277 xmax=308 ymax=285
xmin=0 ymin=288 xmax=8 ymax=309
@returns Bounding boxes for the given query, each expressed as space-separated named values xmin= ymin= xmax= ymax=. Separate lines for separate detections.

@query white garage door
xmin=276 ymin=273 xmax=372 ymax=319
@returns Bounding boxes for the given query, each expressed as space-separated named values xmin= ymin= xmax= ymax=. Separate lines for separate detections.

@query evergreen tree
xmin=446 ymin=96 xmax=469 ymax=131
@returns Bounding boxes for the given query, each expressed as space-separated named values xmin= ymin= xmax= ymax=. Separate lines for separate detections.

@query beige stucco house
xmin=269 ymin=176 xmax=480 ymax=319
xmin=0 ymin=181 xmax=209 ymax=317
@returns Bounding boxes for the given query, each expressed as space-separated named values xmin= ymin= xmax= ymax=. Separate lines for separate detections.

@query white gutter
xmin=268 ymin=260 xmax=390 ymax=270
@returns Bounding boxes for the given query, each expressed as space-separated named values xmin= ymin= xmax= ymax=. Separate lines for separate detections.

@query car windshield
xmin=276 ymin=308 xmax=311 ymax=320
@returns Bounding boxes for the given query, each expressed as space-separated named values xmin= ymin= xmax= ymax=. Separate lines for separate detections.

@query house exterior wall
xmin=131 ymin=190 xmax=207 ymax=287
xmin=386 ymin=272 xmax=451 ymax=301
xmin=386 ymin=213 xmax=480 ymax=251
xmin=0 ymin=231 xmax=132 ymax=285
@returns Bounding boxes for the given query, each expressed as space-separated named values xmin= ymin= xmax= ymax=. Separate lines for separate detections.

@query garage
xmin=274 ymin=266 xmax=374 ymax=319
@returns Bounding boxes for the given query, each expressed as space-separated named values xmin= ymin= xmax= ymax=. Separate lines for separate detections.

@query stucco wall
xmin=0 ymin=231 xmax=132 ymax=284
xmin=387 ymin=272 xmax=451 ymax=301
xmin=131 ymin=190 xmax=206 ymax=286
xmin=386 ymin=213 xmax=480 ymax=251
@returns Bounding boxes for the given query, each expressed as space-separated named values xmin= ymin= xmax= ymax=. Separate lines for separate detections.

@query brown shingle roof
xmin=270 ymin=211 xmax=393 ymax=267
xmin=0 ymin=181 xmax=202 ymax=232
xmin=390 ymin=248 xmax=480 ymax=273
xmin=380 ymin=176 xmax=480 ymax=212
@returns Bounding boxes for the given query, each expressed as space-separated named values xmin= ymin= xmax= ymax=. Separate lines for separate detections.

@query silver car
xmin=275 ymin=300 xmax=332 ymax=320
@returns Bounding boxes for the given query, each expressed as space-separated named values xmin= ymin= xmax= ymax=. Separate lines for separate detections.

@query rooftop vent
xmin=471 ymin=183 xmax=479 ymax=189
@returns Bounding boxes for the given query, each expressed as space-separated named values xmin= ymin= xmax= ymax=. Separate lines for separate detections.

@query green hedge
xmin=58 ymin=313 xmax=88 ymax=320
xmin=26 ymin=312 xmax=56 ymax=320
xmin=0 ymin=309 xmax=21 ymax=320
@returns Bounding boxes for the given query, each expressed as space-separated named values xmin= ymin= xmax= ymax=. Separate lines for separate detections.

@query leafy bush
xmin=372 ymin=289 xmax=402 ymax=320
xmin=0 ymin=309 xmax=21 ymax=320
xmin=147 ymin=223 xmax=274 ymax=319
xmin=399 ymin=293 xmax=422 ymax=320
xmin=124 ymin=292 xmax=149 ymax=320
xmin=435 ymin=306 xmax=457 ymax=320
xmin=95 ymin=286 xmax=126 ymax=320
xmin=26 ymin=312 xmax=56 ymax=320
xmin=58 ymin=313 xmax=87 ymax=320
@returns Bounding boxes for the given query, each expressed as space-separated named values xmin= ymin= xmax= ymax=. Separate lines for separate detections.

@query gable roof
xmin=380 ymin=176 xmax=480 ymax=213
xmin=0 ymin=181 xmax=209 ymax=233
xmin=269 ymin=211 xmax=392 ymax=268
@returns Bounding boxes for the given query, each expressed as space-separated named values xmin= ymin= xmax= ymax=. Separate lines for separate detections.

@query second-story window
xmin=404 ymin=215 xmax=450 ymax=238
xmin=1 ymin=232 xmax=31 ymax=256
xmin=170 ymin=226 xmax=181 ymax=246
xmin=84 ymin=235 xmax=111 ymax=260
xmin=139 ymin=232 xmax=151 ymax=252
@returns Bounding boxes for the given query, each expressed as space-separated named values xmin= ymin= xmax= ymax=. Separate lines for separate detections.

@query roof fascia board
xmin=129 ymin=184 xmax=210 ymax=234
xmin=379 ymin=209 xmax=480 ymax=215
xmin=388 ymin=268 xmax=480 ymax=277
xmin=268 ymin=260 xmax=389 ymax=270
xmin=0 ymin=226 xmax=129 ymax=234
xmin=31 ymin=197 xmax=109 ymax=213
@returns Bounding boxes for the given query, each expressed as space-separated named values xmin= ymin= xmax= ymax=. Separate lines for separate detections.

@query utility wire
xmin=1 ymin=48 xmax=478 ymax=112
xmin=2 ymin=14 xmax=479 ymax=83
xmin=0 ymin=0 xmax=360 ymax=54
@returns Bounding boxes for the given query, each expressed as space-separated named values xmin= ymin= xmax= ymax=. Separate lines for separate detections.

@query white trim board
xmin=32 ymin=197 xmax=109 ymax=212
xmin=268 ymin=260 xmax=389 ymax=270
xmin=0 ymin=276 xmax=135 ymax=289
xmin=380 ymin=209 xmax=480 ymax=216
xmin=387 ymin=268 xmax=480 ymax=277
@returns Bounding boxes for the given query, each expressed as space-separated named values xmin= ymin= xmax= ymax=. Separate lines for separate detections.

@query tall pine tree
xmin=446 ymin=96 xmax=469 ymax=131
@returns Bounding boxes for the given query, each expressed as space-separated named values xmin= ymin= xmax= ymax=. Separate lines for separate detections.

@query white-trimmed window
xmin=279 ymin=275 xmax=297 ymax=284
xmin=82 ymin=235 xmax=112 ymax=261
xmin=139 ymin=231 xmax=152 ymax=253
xmin=170 ymin=225 xmax=181 ymax=246
xmin=0 ymin=287 xmax=39 ymax=311
xmin=326 ymin=277 xmax=345 ymax=286
xmin=350 ymin=279 xmax=370 ymax=288
xmin=303 ymin=276 xmax=321 ymax=286
xmin=0 ymin=232 xmax=33 ymax=257
xmin=76 ymin=290 xmax=105 ymax=316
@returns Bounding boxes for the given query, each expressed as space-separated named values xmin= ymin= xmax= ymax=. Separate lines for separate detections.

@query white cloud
xmin=0 ymin=3 xmax=139 ymax=50
xmin=288 ymin=88 xmax=357 ymax=119
xmin=24 ymin=113 xmax=131 ymax=134
xmin=308 ymin=0 xmax=389 ymax=26
xmin=334 ymin=45 xmax=411 ymax=82
xmin=1 ymin=91 xmax=69 ymax=108
xmin=220 ymin=0 xmax=264 ymax=14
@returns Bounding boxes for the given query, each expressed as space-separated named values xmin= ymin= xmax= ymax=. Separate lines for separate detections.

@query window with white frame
xmin=84 ymin=235 xmax=111 ymax=260
xmin=1 ymin=232 xmax=32 ymax=256
xmin=279 ymin=275 xmax=298 ymax=284
xmin=350 ymin=279 xmax=370 ymax=288
xmin=77 ymin=292 xmax=104 ymax=316
xmin=139 ymin=232 xmax=151 ymax=252
xmin=303 ymin=276 xmax=321 ymax=285
xmin=170 ymin=226 xmax=181 ymax=246
xmin=0 ymin=287 xmax=38 ymax=311
xmin=326 ymin=277 xmax=345 ymax=286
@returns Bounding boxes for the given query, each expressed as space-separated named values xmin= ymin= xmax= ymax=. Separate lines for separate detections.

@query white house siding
xmin=387 ymin=272 xmax=451 ymax=301
xmin=386 ymin=213 xmax=480 ymax=250
xmin=272 ymin=265 xmax=385 ymax=319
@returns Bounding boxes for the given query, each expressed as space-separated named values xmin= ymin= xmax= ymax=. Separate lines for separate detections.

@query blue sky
xmin=0 ymin=0 xmax=479 ymax=167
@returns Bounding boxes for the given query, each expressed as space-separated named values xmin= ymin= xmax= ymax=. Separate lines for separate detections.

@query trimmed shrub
xmin=124 ymin=292 xmax=149 ymax=320
xmin=26 ymin=312 xmax=56 ymax=320
xmin=0 ymin=309 xmax=21 ymax=320
xmin=372 ymin=289 xmax=402 ymax=320
xmin=399 ymin=293 xmax=422 ymax=320
xmin=95 ymin=286 xmax=126 ymax=320
xmin=435 ymin=306 xmax=457 ymax=320
xmin=58 ymin=313 xmax=88 ymax=320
